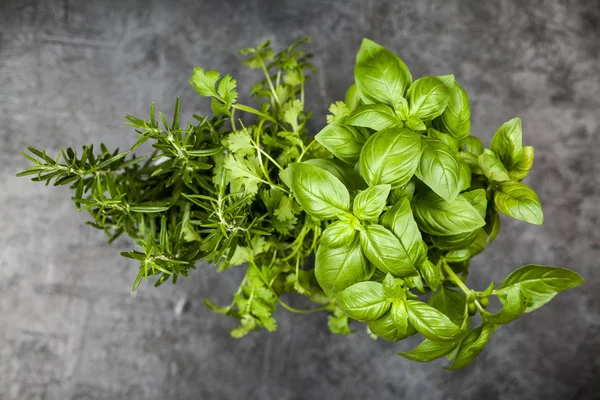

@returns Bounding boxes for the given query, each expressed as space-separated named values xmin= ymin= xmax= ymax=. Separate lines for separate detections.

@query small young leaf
xmin=478 ymin=149 xmax=511 ymax=183
xmin=407 ymin=76 xmax=453 ymax=121
xmin=490 ymin=117 xmax=523 ymax=169
xmin=369 ymin=302 xmax=417 ymax=342
xmin=336 ymin=281 xmax=391 ymax=322
xmin=485 ymin=286 xmax=526 ymax=325
xmin=360 ymin=224 xmax=419 ymax=277
xmin=353 ymin=184 xmax=391 ymax=221
xmin=320 ymin=220 xmax=356 ymax=248
xmin=415 ymin=136 xmax=462 ymax=202
xmin=398 ymin=338 xmax=459 ymax=362
xmin=509 ymin=146 xmax=534 ymax=181
xmin=345 ymin=104 xmax=402 ymax=131
xmin=429 ymin=286 xmax=467 ymax=326
xmin=446 ymin=324 xmax=492 ymax=370
xmin=419 ymin=259 xmax=442 ymax=291
xmin=493 ymin=181 xmax=543 ymax=225
xmin=484 ymin=208 xmax=501 ymax=243
xmin=382 ymin=273 xmax=402 ymax=298
xmin=345 ymin=83 xmax=361 ymax=111
xmin=406 ymin=300 xmax=465 ymax=342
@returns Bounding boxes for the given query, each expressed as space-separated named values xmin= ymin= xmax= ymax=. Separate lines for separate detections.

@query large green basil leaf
xmin=496 ymin=265 xmax=584 ymax=312
xmin=336 ymin=281 xmax=391 ymax=321
xmin=398 ymin=338 xmax=460 ymax=362
xmin=435 ymin=81 xmax=471 ymax=141
xmin=315 ymin=123 xmax=368 ymax=165
xmin=485 ymin=286 xmax=526 ymax=325
xmin=353 ymin=184 xmax=391 ymax=221
xmin=407 ymin=76 xmax=453 ymax=121
xmin=411 ymin=191 xmax=486 ymax=236
xmin=446 ymin=324 xmax=492 ymax=370
xmin=415 ymin=136 xmax=461 ymax=202
xmin=289 ymin=163 xmax=350 ymax=220
xmin=431 ymin=228 xmax=481 ymax=251
xmin=315 ymin=237 xmax=372 ymax=297
xmin=320 ymin=220 xmax=356 ymax=248
xmin=478 ymin=149 xmax=511 ymax=182
xmin=380 ymin=198 xmax=427 ymax=269
xmin=406 ymin=300 xmax=465 ymax=342
xmin=360 ymin=224 xmax=419 ymax=277
xmin=484 ymin=208 xmax=501 ymax=243
xmin=369 ymin=302 xmax=418 ymax=342
xmin=493 ymin=181 xmax=543 ymax=225
xmin=429 ymin=286 xmax=467 ymax=326
xmin=490 ymin=117 xmax=523 ymax=169
xmin=462 ymin=189 xmax=487 ymax=218
xmin=354 ymin=38 xmax=412 ymax=106
xmin=305 ymin=158 xmax=366 ymax=191
xmin=345 ymin=104 xmax=402 ymax=131
xmin=509 ymin=145 xmax=534 ymax=181
xmin=359 ymin=127 xmax=422 ymax=188
xmin=345 ymin=83 xmax=361 ymax=111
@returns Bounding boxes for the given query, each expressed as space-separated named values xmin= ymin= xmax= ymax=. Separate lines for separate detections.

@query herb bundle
xmin=18 ymin=38 xmax=583 ymax=368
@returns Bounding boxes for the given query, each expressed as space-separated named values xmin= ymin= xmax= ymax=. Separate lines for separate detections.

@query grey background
xmin=1 ymin=0 xmax=599 ymax=399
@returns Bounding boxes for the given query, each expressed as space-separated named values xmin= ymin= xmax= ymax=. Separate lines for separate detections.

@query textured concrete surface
xmin=1 ymin=0 xmax=599 ymax=399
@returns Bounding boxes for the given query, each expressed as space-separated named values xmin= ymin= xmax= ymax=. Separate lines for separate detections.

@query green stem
xmin=277 ymin=299 xmax=331 ymax=314
xmin=442 ymin=259 xmax=488 ymax=316
xmin=297 ymin=139 xmax=317 ymax=162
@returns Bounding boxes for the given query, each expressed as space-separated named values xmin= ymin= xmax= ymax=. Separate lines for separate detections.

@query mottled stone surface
xmin=1 ymin=1 xmax=599 ymax=399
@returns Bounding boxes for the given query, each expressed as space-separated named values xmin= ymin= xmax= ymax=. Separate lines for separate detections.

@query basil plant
xmin=287 ymin=39 xmax=583 ymax=368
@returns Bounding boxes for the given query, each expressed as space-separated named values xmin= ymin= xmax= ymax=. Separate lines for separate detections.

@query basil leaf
xmin=359 ymin=127 xmax=422 ymax=188
xmin=320 ymin=220 xmax=356 ymax=248
xmin=315 ymin=123 xmax=368 ymax=165
xmin=496 ymin=265 xmax=585 ymax=312
xmin=345 ymin=104 xmax=402 ymax=131
xmin=484 ymin=208 xmax=501 ymax=243
xmin=462 ymin=189 xmax=487 ymax=218
xmin=419 ymin=259 xmax=442 ymax=291
xmin=444 ymin=248 xmax=471 ymax=263
xmin=389 ymin=180 xmax=416 ymax=203
xmin=407 ymin=76 xmax=453 ymax=121
xmin=394 ymin=97 xmax=409 ymax=120
xmin=411 ymin=191 xmax=486 ymax=236
xmin=462 ymin=136 xmax=484 ymax=156
xmin=354 ymin=38 xmax=412 ymax=106
xmin=305 ymin=158 xmax=366 ymax=191
xmin=435 ymin=81 xmax=471 ymax=141
xmin=429 ymin=286 xmax=467 ymax=326
xmin=398 ymin=338 xmax=459 ymax=362
xmin=360 ymin=224 xmax=419 ymax=277
xmin=415 ymin=136 xmax=461 ymax=202
xmin=446 ymin=324 xmax=492 ymax=370
xmin=509 ymin=145 xmax=534 ymax=181
xmin=459 ymin=151 xmax=483 ymax=175
xmin=289 ymin=163 xmax=350 ymax=220
xmin=345 ymin=83 xmax=361 ymax=111
xmin=428 ymin=128 xmax=459 ymax=154
xmin=406 ymin=299 xmax=465 ymax=342
xmin=478 ymin=149 xmax=511 ymax=182
xmin=369 ymin=302 xmax=417 ymax=342
xmin=336 ymin=281 xmax=391 ymax=322
xmin=458 ymin=161 xmax=472 ymax=192
xmin=431 ymin=228 xmax=481 ymax=251
xmin=493 ymin=181 xmax=543 ymax=225
xmin=406 ymin=116 xmax=426 ymax=131
xmin=353 ymin=184 xmax=391 ymax=221
xmin=382 ymin=273 xmax=402 ymax=298
xmin=315 ymin=237 xmax=372 ymax=297
xmin=485 ymin=286 xmax=526 ymax=325
xmin=466 ymin=229 xmax=487 ymax=258
xmin=490 ymin=117 xmax=523 ymax=169
xmin=380 ymin=198 xmax=427 ymax=270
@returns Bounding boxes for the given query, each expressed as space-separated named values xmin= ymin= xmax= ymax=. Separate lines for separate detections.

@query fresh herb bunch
xmin=18 ymin=38 xmax=584 ymax=368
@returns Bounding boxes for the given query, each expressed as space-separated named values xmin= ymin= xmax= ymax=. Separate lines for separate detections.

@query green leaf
xmin=493 ymin=181 xmax=543 ymax=225
xmin=435 ymin=81 xmax=471 ymax=141
xmin=227 ymin=129 xmax=255 ymax=156
xmin=496 ymin=265 xmax=585 ymax=312
xmin=415 ymin=136 xmax=461 ymax=202
xmin=462 ymin=189 xmax=487 ymax=219
xmin=407 ymin=76 xmax=453 ymax=121
xmin=328 ymin=306 xmax=353 ymax=335
xmin=354 ymin=38 xmax=412 ymax=106
xmin=326 ymin=101 xmax=351 ymax=124
xmin=382 ymin=273 xmax=402 ymax=298
xmin=405 ymin=116 xmax=426 ymax=131
xmin=458 ymin=161 xmax=472 ymax=191
xmin=430 ymin=228 xmax=482 ymax=251
xmin=315 ymin=123 xmax=368 ymax=165
xmin=315 ymin=237 xmax=372 ymax=297
xmin=224 ymin=154 xmax=263 ymax=195
xmin=478 ymin=149 xmax=511 ymax=182
xmin=490 ymin=117 xmax=523 ymax=169
xmin=359 ymin=127 xmax=422 ymax=188
xmin=380 ymin=198 xmax=427 ymax=270
xmin=353 ymin=184 xmax=391 ymax=221
xmin=336 ymin=281 xmax=391 ymax=322
xmin=304 ymin=158 xmax=366 ymax=191
xmin=360 ymin=224 xmax=418 ymax=277
xmin=484 ymin=208 xmax=501 ymax=243
xmin=320 ymin=220 xmax=356 ymax=248
xmin=406 ymin=300 xmax=465 ymax=342
xmin=345 ymin=83 xmax=361 ymax=111
xmin=462 ymin=136 xmax=484 ymax=156
xmin=428 ymin=128 xmax=459 ymax=154
xmin=369 ymin=302 xmax=417 ymax=341
xmin=389 ymin=180 xmax=416 ymax=203
xmin=289 ymin=162 xmax=350 ymax=220
xmin=411 ymin=191 xmax=486 ymax=236
xmin=345 ymin=104 xmax=402 ymax=131
xmin=485 ymin=286 xmax=526 ymax=325
xmin=446 ymin=324 xmax=492 ymax=370
xmin=420 ymin=259 xmax=442 ymax=291
xmin=509 ymin=146 xmax=534 ymax=181
xmin=190 ymin=67 xmax=238 ymax=107
xmin=398 ymin=338 xmax=459 ymax=362
xmin=429 ymin=286 xmax=467 ymax=326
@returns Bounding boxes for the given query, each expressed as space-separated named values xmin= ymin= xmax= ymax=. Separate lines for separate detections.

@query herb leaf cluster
xmin=18 ymin=37 xmax=583 ymax=368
